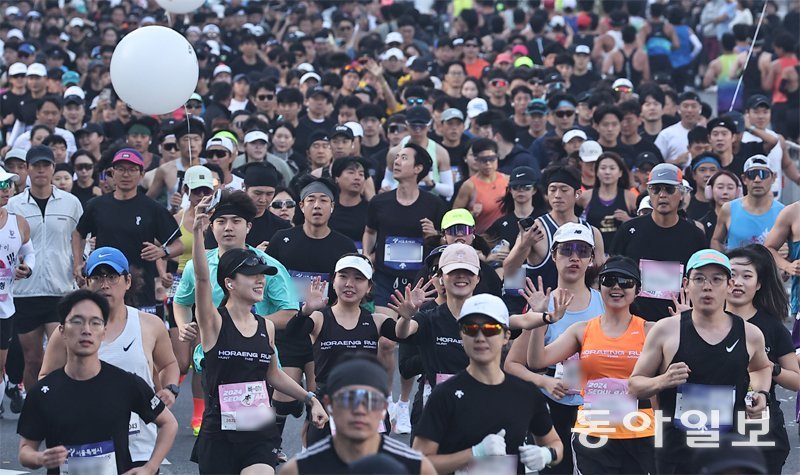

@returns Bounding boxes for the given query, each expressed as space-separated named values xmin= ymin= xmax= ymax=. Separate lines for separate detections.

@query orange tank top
xmin=469 ymin=173 xmax=509 ymax=234
xmin=573 ymin=315 xmax=655 ymax=439
xmin=773 ymin=56 xmax=799 ymax=104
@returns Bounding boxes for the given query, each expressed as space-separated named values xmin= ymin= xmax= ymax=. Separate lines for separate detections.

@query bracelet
xmin=541 ymin=312 xmax=551 ymax=324
xmin=547 ymin=447 xmax=557 ymax=467
xmin=304 ymin=391 xmax=316 ymax=406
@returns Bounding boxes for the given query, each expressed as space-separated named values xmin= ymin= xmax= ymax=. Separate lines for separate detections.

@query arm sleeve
xmin=431 ymin=170 xmax=454 ymax=201
xmin=19 ymin=239 xmax=35 ymax=271
xmin=689 ymin=32 xmax=703 ymax=59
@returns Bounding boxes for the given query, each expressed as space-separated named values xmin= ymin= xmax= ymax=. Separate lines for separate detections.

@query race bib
xmin=674 ymin=383 xmax=735 ymax=431
xmin=554 ymin=355 xmax=582 ymax=395
xmin=0 ymin=267 xmax=13 ymax=302
xmin=503 ymin=266 xmax=527 ymax=296
xmin=289 ymin=270 xmax=330 ymax=305
xmin=455 ymin=455 xmax=518 ymax=475
xmin=60 ymin=440 xmax=117 ymax=475
xmin=582 ymin=378 xmax=638 ymax=424
xmin=166 ymin=273 xmax=182 ymax=301
xmin=219 ymin=381 xmax=274 ymax=431
xmin=383 ymin=237 xmax=424 ymax=271
xmin=423 ymin=373 xmax=455 ymax=406
xmin=128 ymin=413 xmax=140 ymax=435
xmin=639 ymin=260 xmax=683 ymax=300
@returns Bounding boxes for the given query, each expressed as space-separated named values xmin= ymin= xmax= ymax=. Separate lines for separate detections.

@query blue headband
xmin=691 ymin=156 xmax=721 ymax=171
xmin=557 ymin=100 xmax=575 ymax=109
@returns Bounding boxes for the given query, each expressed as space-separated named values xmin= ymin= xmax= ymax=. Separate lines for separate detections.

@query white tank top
xmin=0 ymin=213 xmax=22 ymax=319
xmin=98 ymin=306 xmax=156 ymax=462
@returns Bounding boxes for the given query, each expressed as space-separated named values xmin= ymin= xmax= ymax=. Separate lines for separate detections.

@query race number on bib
xmin=384 ymin=237 xmax=424 ymax=271
xmin=219 ymin=381 xmax=274 ymax=431
xmin=128 ymin=413 xmax=140 ymax=435
xmin=582 ymin=378 xmax=638 ymax=424
xmin=674 ymin=383 xmax=735 ymax=431
xmin=639 ymin=260 xmax=683 ymax=300
xmin=166 ymin=273 xmax=182 ymax=301
xmin=554 ymin=356 xmax=582 ymax=395
xmin=455 ymin=455 xmax=518 ymax=475
xmin=0 ymin=267 xmax=13 ymax=302
xmin=289 ymin=270 xmax=330 ymax=304
xmin=60 ymin=440 xmax=117 ymax=475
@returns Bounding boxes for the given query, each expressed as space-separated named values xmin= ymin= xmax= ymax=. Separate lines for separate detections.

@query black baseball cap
xmin=722 ymin=111 xmax=746 ymax=133
xmin=405 ymin=106 xmax=432 ymax=125
xmin=508 ymin=166 xmax=538 ymax=186
xmin=409 ymin=58 xmax=429 ymax=72
xmin=678 ymin=91 xmax=701 ymax=104
xmin=306 ymin=86 xmax=333 ymax=102
xmin=217 ymin=248 xmax=277 ymax=290
xmin=635 ymin=151 xmax=661 ymax=168
xmin=599 ymin=257 xmax=641 ymax=282
xmin=331 ymin=125 xmax=354 ymax=140
xmin=26 ymin=145 xmax=55 ymax=165
xmin=707 ymin=117 xmax=737 ymax=134
xmin=307 ymin=130 xmax=330 ymax=148
xmin=243 ymin=163 xmax=279 ymax=188
xmin=74 ymin=123 xmax=104 ymax=138
xmin=746 ymin=94 xmax=771 ymax=110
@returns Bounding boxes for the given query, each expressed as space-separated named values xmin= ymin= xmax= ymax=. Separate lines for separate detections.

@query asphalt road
xmin=0 ymin=371 xmax=797 ymax=475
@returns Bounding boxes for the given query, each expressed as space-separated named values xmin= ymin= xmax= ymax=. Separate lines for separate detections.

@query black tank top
xmin=313 ymin=306 xmax=379 ymax=387
xmin=584 ymin=189 xmax=628 ymax=250
xmin=622 ymin=47 xmax=644 ymax=85
xmin=657 ymin=311 xmax=749 ymax=460
xmin=296 ymin=434 xmax=423 ymax=474
xmin=202 ymin=307 xmax=277 ymax=441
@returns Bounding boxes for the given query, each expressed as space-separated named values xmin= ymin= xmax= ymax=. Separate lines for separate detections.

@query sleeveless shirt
xmin=313 ymin=306 xmax=378 ymax=387
xmin=0 ymin=213 xmax=22 ymax=319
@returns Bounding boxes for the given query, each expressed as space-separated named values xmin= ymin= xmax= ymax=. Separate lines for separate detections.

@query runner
xmin=188 ymin=193 xmax=327 ymax=474
xmin=17 ymin=289 xmax=177 ymax=474
xmin=629 ymin=249 xmax=773 ymax=475
xmin=281 ymin=355 xmax=436 ymax=474
xmin=39 ymin=247 xmax=180 ymax=467
xmin=413 ymin=294 xmax=564 ymax=474
xmin=577 ymin=152 xmax=637 ymax=250
xmin=764 ymin=201 xmax=800 ymax=349
xmin=726 ymin=244 xmax=800 ymax=474
xmin=699 ymin=170 xmax=743 ymax=243
xmin=526 ymin=256 xmax=656 ymax=475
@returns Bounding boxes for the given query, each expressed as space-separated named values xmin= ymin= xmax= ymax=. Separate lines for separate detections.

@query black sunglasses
xmin=744 ymin=169 xmax=771 ymax=180
xmin=599 ymin=274 xmax=638 ymax=289
xmin=257 ymin=94 xmax=275 ymax=101
xmin=206 ymin=149 xmax=229 ymax=159
xmin=231 ymin=254 xmax=269 ymax=274
xmin=75 ymin=163 xmax=94 ymax=171
xmin=647 ymin=184 xmax=678 ymax=195
xmin=554 ymin=110 xmax=575 ymax=118
xmin=388 ymin=125 xmax=407 ymax=134
xmin=163 ymin=143 xmax=178 ymax=152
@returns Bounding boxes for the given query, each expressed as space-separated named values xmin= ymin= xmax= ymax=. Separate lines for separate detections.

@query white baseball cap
xmin=467 ymin=98 xmax=488 ymax=119
xmin=26 ymin=63 xmax=47 ymax=77
xmin=7 ymin=29 xmax=24 ymax=41
xmin=552 ymin=222 xmax=595 ymax=248
xmin=612 ymin=78 xmax=634 ymax=90
xmin=300 ymin=72 xmax=321 ymax=85
xmin=344 ymin=121 xmax=364 ymax=138
xmin=183 ymin=165 xmax=214 ymax=190
xmin=68 ymin=17 xmax=85 ymax=28
xmin=637 ymin=196 xmax=653 ymax=213
xmin=213 ymin=64 xmax=232 ymax=77
xmin=244 ymin=131 xmax=269 ymax=144
xmin=743 ymin=154 xmax=771 ymax=172
xmin=335 ymin=255 xmax=373 ymax=279
xmin=8 ymin=62 xmax=27 ymax=76
xmin=206 ymin=136 xmax=235 ymax=153
xmin=0 ymin=167 xmax=20 ymax=183
xmin=562 ymin=129 xmax=587 ymax=144
xmin=578 ymin=140 xmax=603 ymax=162
xmin=382 ymin=47 xmax=405 ymax=61
xmin=296 ymin=63 xmax=315 ymax=73
xmin=63 ymin=85 xmax=86 ymax=100
xmin=458 ymin=294 xmax=510 ymax=327
xmin=385 ymin=32 xmax=403 ymax=45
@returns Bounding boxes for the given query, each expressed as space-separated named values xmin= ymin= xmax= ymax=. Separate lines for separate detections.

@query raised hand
xmin=519 ymin=276 xmax=551 ymax=313
xmin=669 ymin=288 xmax=691 ymax=315
xmin=388 ymin=278 xmax=436 ymax=319
xmin=549 ymin=288 xmax=574 ymax=323
xmin=302 ymin=276 xmax=329 ymax=314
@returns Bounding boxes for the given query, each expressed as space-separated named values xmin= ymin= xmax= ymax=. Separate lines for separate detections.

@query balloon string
xmin=185 ymin=104 xmax=193 ymax=166
xmin=730 ymin=0 xmax=768 ymax=112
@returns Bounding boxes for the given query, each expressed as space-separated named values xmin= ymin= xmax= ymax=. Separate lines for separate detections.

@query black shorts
xmin=0 ymin=317 xmax=12 ymax=350
xmin=191 ymin=435 xmax=278 ymax=474
xmin=13 ymin=296 xmax=60 ymax=334
xmin=572 ymin=434 xmax=655 ymax=475
xmin=274 ymin=328 xmax=313 ymax=368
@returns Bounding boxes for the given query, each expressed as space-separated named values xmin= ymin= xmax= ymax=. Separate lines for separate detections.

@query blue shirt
xmin=726 ymin=198 xmax=784 ymax=250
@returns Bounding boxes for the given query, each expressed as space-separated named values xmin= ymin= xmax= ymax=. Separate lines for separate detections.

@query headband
xmin=300 ymin=181 xmax=334 ymax=201
xmin=545 ymin=168 xmax=581 ymax=191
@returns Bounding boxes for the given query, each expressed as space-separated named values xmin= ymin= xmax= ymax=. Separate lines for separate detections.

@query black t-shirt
xmin=485 ymin=211 xmax=543 ymax=248
xmin=568 ymin=70 xmax=602 ymax=95
xmin=229 ymin=57 xmax=266 ymax=76
xmin=488 ymin=100 xmax=514 ymax=117
xmin=245 ymin=212 xmax=291 ymax=247
xmin=1 ymin=90 xmax=26 ymax=124
xmin=294 ymin=115 xmax=336 ymax=154
xmin=71 ymin=182 xmax=98 ymax=209
xmin=601 ymin=142 xmax=638 ymax=170
xmin=361 ymin=139 xmax=388 ymax=161
xmin=747 ymin=311 xmax=795 ymax=396
xmin=17 ymin=362 xmax=165 ymax=474
xmin=686 ymin=195 xmax=712 ymax=222
xmin=330 ymin=199 xmax=369 ymax=246
xmin=627 ymin=139 xmax=664 ymax=167
xmin=366 ymin=190 xmax=446 ymax=279
xmin=32 ymin=195 xmax=49 ymax=217
xmin=403 ymin=304 xmax=469 ymax=389
xmin=77 ymin=192 xmax=180 ymax=307
xmin=443 ymin=140 xmax=469 ymax=179
xmin=610 ymin=215 xmax=707 ymax=321
xmin=415 ymin=370 xmax=553 ymax=474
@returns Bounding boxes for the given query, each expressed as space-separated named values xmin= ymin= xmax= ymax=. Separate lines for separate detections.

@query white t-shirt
xmin=655 ymin=122 xmax=691 ymax=164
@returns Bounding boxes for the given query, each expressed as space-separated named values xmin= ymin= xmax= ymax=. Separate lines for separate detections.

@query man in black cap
xmin=529 ymin=94 xmax=577 ymax=169
xmin=384 ymin=106 xmax=453 ymax=201
xmin=330 ymin=157 xmax=370 ymax=249
xmin=147 ymin=116 xmax=206 ymax=208
xmin=74 ymin=123 xmax=104 ymax=160
xmin=303 ymin=130 xmax=334 ymax=178
xmin=295 ymin=86 xmax=336 ymax=153
xmin=61 ymin=92 xmax=86 ymax=136
xmin=485 ymin=166 xmax=542 ymax=249
xmin=708 ymin=116 xmax=747 ymax=177
xmin=330 ymin=125 xmax=355 ymax=160
xmin=282 ymin=355 xmax=436 ymax=474
xmin=243 ymin=164 xmax=291 ymax=249
xmin=357 ymin=104 xmax=387 ymax=161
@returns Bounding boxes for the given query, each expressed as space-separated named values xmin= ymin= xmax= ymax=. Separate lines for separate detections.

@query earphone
xmin=326 ymin=405 xmax=333 ymax=413
xmin=227 ymin=282 xmax=233 ymax=289
xmin=704 ymin=171 xmax=744 ymax=201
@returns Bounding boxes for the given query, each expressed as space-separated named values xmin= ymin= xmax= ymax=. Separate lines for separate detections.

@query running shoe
xmin=275 ymin=449 xmax=288 ymax=464
xmin=5 ymin=383 xmax=24 ymax=414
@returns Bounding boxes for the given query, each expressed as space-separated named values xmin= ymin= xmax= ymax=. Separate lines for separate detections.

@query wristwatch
xmin=166 ymin=384 xmax=180 ymax=397
xmin=304 ymin=391 xmax=316 ymax=406
xmin=757 ymin=390 xmax=771 ymax=401
xmin=546 ymin=447 xmax=557 ymax=467
xmin=772 ymin=363 xmax=782 ymax=377
xmin=162 ymin=245 xmax=171 ymax=259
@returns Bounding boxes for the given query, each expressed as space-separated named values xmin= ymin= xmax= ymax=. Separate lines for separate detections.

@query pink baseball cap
xmin=512 ymin=44 xmax=528 ymax=56
xmin=112 ymin=148 xmax=144 ymax=167
xmin=494 ymin=53 xmax=513 ymax=65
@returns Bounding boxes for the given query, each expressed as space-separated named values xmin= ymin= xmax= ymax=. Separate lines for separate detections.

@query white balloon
xmin=155 ymin=0 xmax=204 ymax=14
xmin=111 ymin=26 xmax=199 ymax=116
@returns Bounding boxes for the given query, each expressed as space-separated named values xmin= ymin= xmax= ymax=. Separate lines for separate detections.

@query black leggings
xmin=540 ymin=399 xmax=578 ymax=475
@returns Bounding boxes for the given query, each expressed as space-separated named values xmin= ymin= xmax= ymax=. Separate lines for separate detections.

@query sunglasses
xmin=388 ymin=125 xmax=408 ymax=134
xmin=257 ymin=94 xmax=275 ymax=101
xmin=332 ymin=389 xmax=387 ymax=412
xmin=556 ymin=242 xmax=593 ymax=259
xmin=460 ymin=322 xmax=505 ymax=337
xmin=614 ymin=86 xmax=633 ymax=93
xmin=0 ymin=180 xmax=14 ymax=190
xmin=407 ymin=98 xmax=425 ymax=106
xmin=75 ymin=163 xmax=94 ymax=171
xmin=528 ymin=79 xmax=544 ymax=86
xmin=600 ymin=274 xmax=637 ymax=289
xmin=163 ymin=143 xmax=178 ymax=152
xmin=409 ymin=123 xmax=428 ymax=131
xmin=476 ymin=155 xmax=498 ymax=164
xmin=231 ymin=254 xmax=269 ymax=274
xmin=191 ymin=187 xmax=213 ymax=196
xmin=490 ymin=79 xmax=508 ymax=88
xmin=444 ymin=224 xmax=474 ymax=236
xmin=554 ymin=110 xmax=575 ymax=118
xmin=280 ymin=63 xmax=290 ymax=69
xmin=744 ymin=169 xmax=771 ymax=180
xmin=206 ymin=149 xmax=229 ymax=159
xmin=511 ymin=184 xmax=533 ymax=191
xmin=271 ymin=199 xmax=296 ymax=209
xmin=647 ymin=184 xmax=678 ymax=195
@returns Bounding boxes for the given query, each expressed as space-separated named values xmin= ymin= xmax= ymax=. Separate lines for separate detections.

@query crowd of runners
xmin=0 ymin=0 xmax=799 ymax=473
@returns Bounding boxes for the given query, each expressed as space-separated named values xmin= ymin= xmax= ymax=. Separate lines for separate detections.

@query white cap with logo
xmin=458 ymin=294 xmax=510 ymax=327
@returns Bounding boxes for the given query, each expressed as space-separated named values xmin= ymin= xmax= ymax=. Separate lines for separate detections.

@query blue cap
xmin=686 ymin=249 xmax=731 ymax=276
xmin=86 ymin=247 xmax=129 ymax=275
